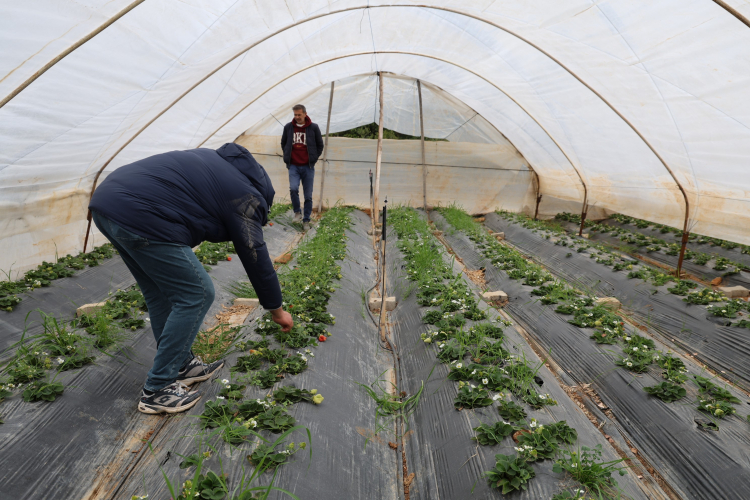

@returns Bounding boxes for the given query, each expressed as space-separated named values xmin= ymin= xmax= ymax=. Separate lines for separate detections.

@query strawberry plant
xmin=644 ymin=381 xmax=686 ymax=402
xmin=454 ymin=384 xmax=493 ymax=409
xmin=484 ymin=453 xmax=536 ymax=494
xmin=271 ymin=386 xmax=320 ymax=404
xmin=255 ymin=406 xmax=296 ymax=433
xmin=218 ymin=382 xmax=246 ymax=400
xmin=247 ymin=442 xmax=301 ymax=469
xmin=497 ymin=400 xmax=527 ymax=422
xmin=473 ymin=420 xmax=515 ymax=445
xmin=22 ymin=377 xmax=64 ymax=402
xmin=707 ymin=300 xmax=745 ymax=318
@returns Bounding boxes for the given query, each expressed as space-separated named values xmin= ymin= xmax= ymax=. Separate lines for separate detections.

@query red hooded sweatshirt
xmin=290 ymin=115 xmax=312 ymax=166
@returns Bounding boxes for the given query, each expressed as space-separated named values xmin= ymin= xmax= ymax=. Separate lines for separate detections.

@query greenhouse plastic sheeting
xmin=484 ymin=212 xmax=750 ymax=393
xmin=237 ymin=135 xmax=535 ymax=215
xmin=431 ymin=211 xmax=750 ymax=500
xmin=4 ymin=1 xmax=750 ymax=277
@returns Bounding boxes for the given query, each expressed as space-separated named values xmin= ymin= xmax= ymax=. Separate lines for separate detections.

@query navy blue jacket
xmin=89 ymin=143 xmax=282 ymax=310
xmin=280 ymin=119 xmax=324 ymax=167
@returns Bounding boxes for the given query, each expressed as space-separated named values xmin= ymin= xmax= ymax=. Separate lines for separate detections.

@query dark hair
xmin=292 ymin=104 xmax=306 ymax=113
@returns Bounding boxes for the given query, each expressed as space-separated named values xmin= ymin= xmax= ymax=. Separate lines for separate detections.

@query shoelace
xmin=165 ymin=381 xmax=190 ymax=395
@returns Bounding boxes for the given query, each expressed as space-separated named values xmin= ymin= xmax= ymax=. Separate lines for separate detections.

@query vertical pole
xmin=532 ymin=171 xmax=542 ymax=220
xmin=534 ymin=194 xmax=543 ymax=220
xmin=369 ymin=169 xmax=375 ymax=245
xmin=676 ymin=231 xmax=690 ymax=278
xmin=578 ymin=193 xmax=588 ymax=236
xmin=373 ymin=72 xmax=385 ymax=224
xmin=83 ymin=213 xmax=93 ymax=253
xmin=379 ymin=199 xmax=388 ymax=343
xmin=317 ymin=81 xmax=335 ymax=213
xmin=417 ymin=80 xmax=427 ymax=211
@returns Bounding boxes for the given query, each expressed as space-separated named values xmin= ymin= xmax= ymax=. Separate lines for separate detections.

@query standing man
xmin=89 ymin=143 xmax=293 ymax=414
xmin=280 ymin=104 xmax=325 ymax=231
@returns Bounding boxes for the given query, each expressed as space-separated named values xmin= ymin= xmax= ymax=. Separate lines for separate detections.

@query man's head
xmin=293 ymin=104 xmax=307 ymax=124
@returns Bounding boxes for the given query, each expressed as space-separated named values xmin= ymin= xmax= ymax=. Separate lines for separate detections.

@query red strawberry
xmin=318 ymin=335 xmax=327 ymax=342
xmin=227 ymin=256 xmax=232 ymax=261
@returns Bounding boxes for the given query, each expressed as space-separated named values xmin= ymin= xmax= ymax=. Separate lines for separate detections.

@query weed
xmin=553 ymin=445 xmax=627 ymax=498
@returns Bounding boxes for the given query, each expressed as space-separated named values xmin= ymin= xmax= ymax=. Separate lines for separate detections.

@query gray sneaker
xmin=292 ymin=212 xmax=303 ymax=222
xmin=176 ymin=356 xmax=224 ymax=386
xmin=138 ymin=382 xmax=200 ymax=414
xmin=303 ymin=222 xmax=311 ymax=231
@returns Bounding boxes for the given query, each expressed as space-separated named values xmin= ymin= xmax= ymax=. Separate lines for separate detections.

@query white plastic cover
xmin=2 ymin=1 xmax=750 ymax=275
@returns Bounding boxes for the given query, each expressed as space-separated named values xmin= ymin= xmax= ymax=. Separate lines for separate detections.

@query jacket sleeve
xmin=281 ymin=124 xmax=289 ymax=149
xmin=315 ymin=124 xmax=325 ymax=156
xmin=227 ymin=209 xmax=283 ymax=310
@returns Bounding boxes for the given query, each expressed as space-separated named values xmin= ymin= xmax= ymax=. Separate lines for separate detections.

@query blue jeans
xmin=288 ymin=164 xmax=314 ymax=222
xmin=91 ymin=211 xmax=215 ymax=391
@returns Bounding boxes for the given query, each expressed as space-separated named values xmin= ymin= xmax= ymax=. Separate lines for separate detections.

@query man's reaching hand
xmin=271 ymin=307 xmax=294 ymax=332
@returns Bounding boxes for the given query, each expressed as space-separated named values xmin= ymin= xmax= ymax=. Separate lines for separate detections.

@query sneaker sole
xmin=138 ymin=395 xmax=201 ymax=415
xmin=177 ymin=360 xmax=225 ymax=386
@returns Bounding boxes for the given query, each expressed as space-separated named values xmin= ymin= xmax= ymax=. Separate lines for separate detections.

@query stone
xmin=491 ymin=232 xmax=505 ymax=240
xmin=710 ymin=276 xmax=723 ymax=286
xmin=233 ymin=298 xmax=259 ymax=308
xmin=718 ymin=285 xmax=749 ymax=298
xmin=581 ymin=233 xmax=590 ymax=239
xmin=369 ymin=296 xmax=397 ymax=312
xmin=76 ymin=302 xmax=107 ymax=317
xmin=482 ymin=291 xmax=508 ymax=304
xmin=595 ymin=297 xmax=621 ymax=311
xmin=274 ymin=252 xmax=293 ymax=264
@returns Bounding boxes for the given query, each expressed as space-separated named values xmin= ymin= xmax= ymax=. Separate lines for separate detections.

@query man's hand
xmin=271 ymin=307 xmax=293 ymax=332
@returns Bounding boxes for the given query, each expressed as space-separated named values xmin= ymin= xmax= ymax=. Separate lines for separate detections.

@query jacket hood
xmin=215 ymin=143 xmax=275 ymax=222
xmin=292 ymin=115 xmax=312 ymax=127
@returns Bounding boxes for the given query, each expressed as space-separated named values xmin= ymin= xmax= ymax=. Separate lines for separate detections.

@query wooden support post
xmin=317 ymin=81 xmax=335 ymax=213
xmin=534 ymin=194 xmax=543 ymax=220
xmin=578 ymin=202 xmax=588 ymax=236
xmin=418 ymin=80 xmax=427 ymax=211
xmin=373 ymin=73 xmax=385 ymax=224
xmin=532 ymin=171 xmax=542 ymax=220
xmin=676 ymin=230 xmax=690 ymax=278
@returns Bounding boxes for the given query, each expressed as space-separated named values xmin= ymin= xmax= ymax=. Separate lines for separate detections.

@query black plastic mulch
xmin=387 ymin=212 xmax=654 ymax=500
xmin=0 ymin=220 xmax=300 ymax=499
xmin=432 ymin=211 xmax=750 ymax=500
xmin=485 ymin=213 xmax=750 ymax=393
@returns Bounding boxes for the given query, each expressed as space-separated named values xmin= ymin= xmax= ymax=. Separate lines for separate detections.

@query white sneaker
xmin=293 ymin=212 xmax=302 ymax=222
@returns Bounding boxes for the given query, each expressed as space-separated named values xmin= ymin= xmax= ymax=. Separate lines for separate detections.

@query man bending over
xmin=89 ymin=143 xmax=293 ymax=414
